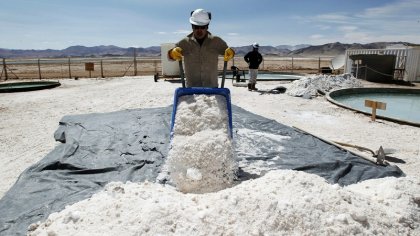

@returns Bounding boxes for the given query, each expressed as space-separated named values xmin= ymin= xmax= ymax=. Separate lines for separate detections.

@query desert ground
xmin=0 ymin=68 xmax=419 ymax=234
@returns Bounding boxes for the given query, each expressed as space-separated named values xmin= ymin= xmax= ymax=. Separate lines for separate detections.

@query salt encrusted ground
xmin=0 ymin=75 xmax=419 ymax=235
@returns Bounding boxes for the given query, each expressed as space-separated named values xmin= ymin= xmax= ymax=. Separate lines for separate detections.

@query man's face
xmin=192 ymin=24 xmax=208 ymax=40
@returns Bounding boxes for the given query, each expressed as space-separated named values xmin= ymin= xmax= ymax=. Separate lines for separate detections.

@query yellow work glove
xmin=168 ymin=47 xmax=183 ymax=61
xmin=224 ymin=47 xmax=235 ymax=61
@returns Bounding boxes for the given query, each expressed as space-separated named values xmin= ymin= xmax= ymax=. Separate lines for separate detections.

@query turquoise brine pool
xmin=328 ymin=88 xmax=420 ymax=126
xmin=256 ymin=73 xmax=304 ymax=81
xmin=226 ymin=72 xmax=305 ymax=81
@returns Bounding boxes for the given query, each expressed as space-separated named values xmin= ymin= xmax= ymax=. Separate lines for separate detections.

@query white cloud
xmin=342 ymin=31 xmax=370 ymax=42
xmin=338 ymin=26 xmax=358 ymax=32
xmin=360 ymin=0 xmax=420 ymax=18
xmin=173 ymin=30 xmax=190 ymax=35
xmin=316 ymin=25 xmax=331 ymax=30
xmin=310 ymin=34 xmax=324 ymax=39
xmin=294 ymin=0 xmax=420 ymax=44
xmin=314 ymin=13 xmax=350 ymax=24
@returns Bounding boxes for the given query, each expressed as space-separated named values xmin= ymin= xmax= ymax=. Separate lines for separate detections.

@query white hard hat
xmin=252 ymin=42 xmax=259 ymax=48
xmin=190 ymin=9 xmax=211 ymax=26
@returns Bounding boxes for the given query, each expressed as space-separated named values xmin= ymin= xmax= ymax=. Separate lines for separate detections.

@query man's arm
xmin=256 ymin=53 xmax=263 ymax=64
xmin=244 ymin=52 xmax=250 ymax=63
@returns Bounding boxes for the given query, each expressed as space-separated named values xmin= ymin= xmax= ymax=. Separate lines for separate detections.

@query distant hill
xmin=0 ymin=42 xmax=417 ymax=58
xmin=233 ymin=45 xmax=292 ymax=57
xmin=229 ymin=42 xmax=416 ymax=56
xmin=275 ymin=44 xmax=311 ymax=51
xmin=0 ymin=45 xmax=162 ymax=59
xmin=288 ymin=42 xmax=417 ymax=57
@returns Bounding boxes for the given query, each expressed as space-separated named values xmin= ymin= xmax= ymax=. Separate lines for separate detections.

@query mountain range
xmin=0 ymin=42 xmax=416 ymax=59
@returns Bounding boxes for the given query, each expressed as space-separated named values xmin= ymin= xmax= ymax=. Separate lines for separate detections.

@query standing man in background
xmin=244 ymin=43 xmax=263 ymax=91
xmin=168 ymin=8 xmax=235 ymax=87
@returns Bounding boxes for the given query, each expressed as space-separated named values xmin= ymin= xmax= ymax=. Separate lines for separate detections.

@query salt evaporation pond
xmin=328 ymin=88 xmax=420 ymax=125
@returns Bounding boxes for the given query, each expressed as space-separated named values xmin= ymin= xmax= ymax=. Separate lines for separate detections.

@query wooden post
xmin=100 ymin=60 xmax=104 ymax=78
xmin=291 ymin=57 xmax=294 ymax=73
xmin=2 ymin=58 xmax=8 ymax=80
xmin=318 ymin=57 xmax=321 ymax=73
xmin=365 ymin=100 xmax=387 ymax=121
xmin=37 ymin=59 xmax=42 ymax=80
xmin=85 ymin=62 xmax=94 ymax=78
xmin=133 ymin=48 xmax=137 ymax=76
xmin=60 ymin=63 xmax=63 ymax=78
xmin=68 ymin=58 xmax=72 ymax=79
xmin=154 ymin=59 xmax=157 ymax=74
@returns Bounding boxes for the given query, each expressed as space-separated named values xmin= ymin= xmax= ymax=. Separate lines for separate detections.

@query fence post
xmin=100 ymin=60 xmax=104 ymax=78
xmin=37 ymin=59 xmax=42 ymax=80
xmin=154 ymin=59 xmax=157 ymax=74
xmin=68 ymin=57 xmax=72 ymax=78
xmin=2 ymin=58 xmax=8 ymax=80
xmin=133 ymin=48 xmax=137 ymax=76
xmin=318 ymin=57 xmax=321 ymax=73
xmin=291 ymin=57 xmax=294 ymax=73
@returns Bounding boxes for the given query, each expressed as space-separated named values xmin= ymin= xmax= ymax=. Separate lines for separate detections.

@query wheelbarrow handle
xmin=178 ymin=60 xmax=186 ymax=88
xmin=221 ymin=61 xmax=227 ymax=88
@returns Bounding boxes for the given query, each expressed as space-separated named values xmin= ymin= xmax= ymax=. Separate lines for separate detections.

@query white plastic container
xmin=161 ymin=43 xmax=180 ymax=77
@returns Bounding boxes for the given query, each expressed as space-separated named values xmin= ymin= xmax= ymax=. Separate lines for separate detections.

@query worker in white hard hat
xmin=168 ymin=8 xmax=235 ymax=87
xmin=244 ymin=42 xmax=263 ymax=91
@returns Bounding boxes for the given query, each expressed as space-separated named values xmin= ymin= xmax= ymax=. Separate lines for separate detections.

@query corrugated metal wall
xmin=406 ymin=48 xmax=420 ymax=82
xmin=344 ymin=48 xmax=420 ymax=82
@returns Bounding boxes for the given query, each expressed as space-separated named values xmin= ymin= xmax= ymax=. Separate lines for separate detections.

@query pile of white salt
xmin=28 ymin=171 xmax=419 ymax=235
xmin=165 ymin=94 xmax=237 ymax=193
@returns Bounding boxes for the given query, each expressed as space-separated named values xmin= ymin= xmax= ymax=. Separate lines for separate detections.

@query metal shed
xmin=344 ymin=47 xmax=420 ymax=82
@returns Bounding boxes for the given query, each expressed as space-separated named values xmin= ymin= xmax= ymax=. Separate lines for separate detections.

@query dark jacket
xmin=244 ymin=50 xmax=263 ymax=69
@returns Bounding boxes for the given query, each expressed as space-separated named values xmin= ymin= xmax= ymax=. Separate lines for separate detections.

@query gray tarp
xmin=0 ymin=105 xmax=404 ymax=235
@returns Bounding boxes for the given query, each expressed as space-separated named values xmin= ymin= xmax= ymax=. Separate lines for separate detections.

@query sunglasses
xmin=192 ymin=25 xmax=208 ymax=30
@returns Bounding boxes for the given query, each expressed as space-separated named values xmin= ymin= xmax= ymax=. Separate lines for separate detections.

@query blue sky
xmin=1 ymin=0 xmax=419 ymax=49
